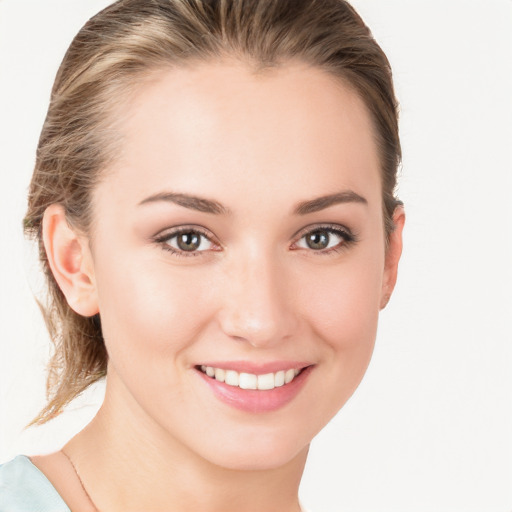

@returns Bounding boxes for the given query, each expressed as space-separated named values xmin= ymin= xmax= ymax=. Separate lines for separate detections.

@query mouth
xmin=196 ymin=365 xmax=304 ymax=390
xmin=194 ymin=363 xmax=314 ymax=413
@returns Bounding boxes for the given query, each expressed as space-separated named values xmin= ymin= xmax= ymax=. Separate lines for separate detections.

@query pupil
xmin=307 ymin=230 xmax=329 ymax=250
xmin=177 ymin=232 xmax=200 ymax=251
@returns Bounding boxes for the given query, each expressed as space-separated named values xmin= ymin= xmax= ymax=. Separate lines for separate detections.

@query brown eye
xmin=305 ymin=230 xmax=330 ymax=250
xmin=176 ymin=232 xmax=201 ymax=251
xmin=294 ymin=226 xmax=355 ymax=253
xmin=160 ymin=229 xmax=215 ymax=254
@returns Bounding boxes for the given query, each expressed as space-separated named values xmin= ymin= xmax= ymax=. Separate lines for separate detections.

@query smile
xmin=196 ymin=363 xmax=314 ymax=413
xmin=199 ymin=365 xmax=301 ymax=390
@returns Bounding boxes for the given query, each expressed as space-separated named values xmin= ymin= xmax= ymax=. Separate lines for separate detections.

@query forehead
xmin=100 ymin=60 xmax=382 ymax=213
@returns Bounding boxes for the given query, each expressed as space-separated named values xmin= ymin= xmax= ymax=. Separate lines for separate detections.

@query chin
xmin=209 ymin=444 xmax=309 ymax=472
xmin=191 ymin=424 xmax=313 ymax=471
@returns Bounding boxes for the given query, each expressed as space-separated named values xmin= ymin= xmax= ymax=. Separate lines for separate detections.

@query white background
xmin=1 ymin=1 xmax=511 ymax=511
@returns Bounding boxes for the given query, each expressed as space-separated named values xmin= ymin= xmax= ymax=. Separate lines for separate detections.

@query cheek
xmin=92 ymin=249 xmax=216 ymax=372
xmin=304 ymin=258 xmax=383 ymax=346
xmin=297 ymin=244 xmax=385 ymax=402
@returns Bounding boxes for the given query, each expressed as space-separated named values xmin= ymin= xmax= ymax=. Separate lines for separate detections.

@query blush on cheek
xmin=303 ymin=266 xmax=381 ymax=342
xmin=95 ymin=255 xmax=217 ymax=365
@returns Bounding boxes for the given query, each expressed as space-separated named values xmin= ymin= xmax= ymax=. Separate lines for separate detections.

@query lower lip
xmin=196 ymin=366 xmax=314 ymax=413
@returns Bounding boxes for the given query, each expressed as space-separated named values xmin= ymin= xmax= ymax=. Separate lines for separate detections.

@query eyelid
xmin=290 ymin=223 xmax=357 ymax=253
xmin=152 ymin=222 xmax=357 ymax=258
xmin=153 ymin=225 xmax=221 ymax=256
xmin=291 ymin=222 xmax=355 ymax=241
xmin=153 ymin=224 xmax=215 ymax=240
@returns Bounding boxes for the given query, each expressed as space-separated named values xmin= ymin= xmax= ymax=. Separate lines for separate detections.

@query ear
xmin=380 ymin=206 xmax=405 ymax=309
xmin=42 ymin=204 xmax=99 ymax=317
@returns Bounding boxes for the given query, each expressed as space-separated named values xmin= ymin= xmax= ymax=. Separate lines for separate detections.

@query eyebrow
xmin=138 ymin=189 xmax=367 ymax=216
xmin=138 ymin=192 xmax=230 ymax=215
xmin=293 ymin=190 xmax=368 ymax=215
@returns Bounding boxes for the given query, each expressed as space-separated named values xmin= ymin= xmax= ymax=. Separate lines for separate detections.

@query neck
xmin=64 ymin=375 xmax=308 ymax=512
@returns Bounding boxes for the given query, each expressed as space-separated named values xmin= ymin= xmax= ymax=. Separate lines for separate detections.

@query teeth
xmin=225 ymin=370 xmax=239 ymax=387
xmin=285 ymin=369 xmax=295 ymax=384
xmin=214 ymin=368 xmax=225 ymax=383
xmin=274 ymin=370 xmax=285 ymax=387
xmin=239 ymin=373 xmax=258 ymax=390
xmin=200 ymin=366 xmax=303 ymax=390
xmin=257 ymin=373 xmax=275 ymax=390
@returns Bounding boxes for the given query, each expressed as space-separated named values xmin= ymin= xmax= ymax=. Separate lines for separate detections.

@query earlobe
xmin=42 ymin=204 xmax=99 ymax=317
xmin=380 ymin=206 xmax=405 ymax=310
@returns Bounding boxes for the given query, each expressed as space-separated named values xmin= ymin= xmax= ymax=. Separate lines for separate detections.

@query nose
xmin=217 ymin=251 xmax=299 ymax=348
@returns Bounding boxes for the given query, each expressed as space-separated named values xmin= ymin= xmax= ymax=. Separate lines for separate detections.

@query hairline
xmin=82 ymin=56 xmax=391 ymax=248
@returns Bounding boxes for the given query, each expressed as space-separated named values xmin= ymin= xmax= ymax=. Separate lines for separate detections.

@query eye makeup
xmin=152 ymin=222 xmax=359 ymax=258
xmin=291 ymin=223 xmax=359 ymax=257
xmin=153 ymin=225 xmax=221 ymax=258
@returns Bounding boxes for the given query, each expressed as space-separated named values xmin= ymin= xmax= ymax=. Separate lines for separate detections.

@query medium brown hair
xmin=24 ymin=0 xmax=401 ymax=425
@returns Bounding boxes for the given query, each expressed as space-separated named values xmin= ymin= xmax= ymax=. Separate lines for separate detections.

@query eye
xmin=155 ymin=227 xmax=218 ymax=256
xmin=293 ymin=225 xmax=356 ymax=253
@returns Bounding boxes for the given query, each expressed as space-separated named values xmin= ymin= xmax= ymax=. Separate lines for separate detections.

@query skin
xmin=35 ymin=61 xmax=404 ymax=512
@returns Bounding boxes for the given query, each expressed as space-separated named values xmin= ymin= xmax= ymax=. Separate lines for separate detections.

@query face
xmin=82 ymin=61 xmax=400 ymax=470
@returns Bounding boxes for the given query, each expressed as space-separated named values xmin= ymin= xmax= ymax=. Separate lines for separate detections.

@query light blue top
xmin=0 ymin=455 xmax=311 ymax=511
xmin=0 ymin=455 xmax=70 ymax=512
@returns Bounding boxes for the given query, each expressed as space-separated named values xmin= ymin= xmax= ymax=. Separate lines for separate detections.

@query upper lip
xmin=195 ymin=361 xmax=313 ymax=375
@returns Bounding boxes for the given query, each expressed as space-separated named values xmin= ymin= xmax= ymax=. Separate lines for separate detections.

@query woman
xmin=0 ymin=0 xmax=404 ymax=510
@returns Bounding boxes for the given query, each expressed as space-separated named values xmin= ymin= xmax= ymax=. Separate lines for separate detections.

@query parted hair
xmin=24 ymin=0 xmax=401 ymax=425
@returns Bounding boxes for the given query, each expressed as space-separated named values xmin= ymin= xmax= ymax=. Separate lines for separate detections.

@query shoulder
xmin=0 ymin=455 xmax=70 ymax=512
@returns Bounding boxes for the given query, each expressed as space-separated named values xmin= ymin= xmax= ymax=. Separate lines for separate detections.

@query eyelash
xmin=153 ymin=226 xmax=218 ymax=258
xmin=292 ymin=224 xmax=358 ymax=256
xmin=153 ymin=224 xmax=358 ymax=258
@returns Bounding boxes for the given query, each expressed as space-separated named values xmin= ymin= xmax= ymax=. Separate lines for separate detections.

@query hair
xmin=23 ymin=0 xmax=401 ymax=426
